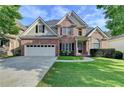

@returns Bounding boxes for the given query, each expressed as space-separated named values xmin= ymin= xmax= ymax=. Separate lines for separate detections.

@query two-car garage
xmin=24 ymin=44 xmax=56 ymax=56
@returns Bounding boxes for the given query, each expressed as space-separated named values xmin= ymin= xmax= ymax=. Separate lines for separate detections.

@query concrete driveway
xmin=0 ymin=56 xmax=56 ymax=87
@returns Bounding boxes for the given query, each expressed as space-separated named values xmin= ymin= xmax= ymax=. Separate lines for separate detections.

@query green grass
xmin=57 ymin=56 xmax=83 ymax=60
xmin=0 ymin=54 xmax=17 ymax=59
xmin=37 ymin=57 xmax=124 ymax=87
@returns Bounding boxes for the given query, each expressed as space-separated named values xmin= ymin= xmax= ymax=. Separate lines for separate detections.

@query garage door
xmin=24 ymin=44 xmax=55 ymax=56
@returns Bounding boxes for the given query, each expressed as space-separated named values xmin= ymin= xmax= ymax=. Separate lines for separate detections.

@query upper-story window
xmin=35 ymin=24 xmax=45 ymax=33
xmin=60 ymin=27 xmax=73 ymax=35
xmin=78 ymin=31 xmax=82 ymax=36
xmin=78 ymin=28 xmax=82 ymax=36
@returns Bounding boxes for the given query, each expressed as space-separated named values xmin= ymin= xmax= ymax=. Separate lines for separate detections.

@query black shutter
xmin=60 ymin=43 xmax=62 ymax=50
xmin=60 ymin=27 xmax=62 ymax=35
xmin=42 ymin=25 xmax=45 ymax=33
xmin=72 ymin=43 xmax=74 ymax=50
xmin=36 ymin=25 xmax=38 ymax=33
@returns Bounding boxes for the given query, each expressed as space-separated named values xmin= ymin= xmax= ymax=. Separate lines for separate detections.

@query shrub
xmin=60 ymin=50 xmax=75 ymax=56
xmin=90 ymin=49 xmax=123 ymax=59
xmin=90 ymin=49 xmax=115 ymax=58
xmin=113 ymin=51 xmax=123 ymax=59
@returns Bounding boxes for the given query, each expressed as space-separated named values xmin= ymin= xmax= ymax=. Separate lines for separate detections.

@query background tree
xmin=0 ymin=5 xmax=22 ymax=37
xmin=97 ymin=5 xmax=124 ymax=36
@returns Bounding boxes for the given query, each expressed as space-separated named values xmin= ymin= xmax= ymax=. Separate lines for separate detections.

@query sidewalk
xmin=56 ymin=57 xmax=94 ymax=62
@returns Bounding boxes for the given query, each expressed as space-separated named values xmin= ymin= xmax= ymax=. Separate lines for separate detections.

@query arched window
xmin=92 ymin=38 xmax=100 ymax=49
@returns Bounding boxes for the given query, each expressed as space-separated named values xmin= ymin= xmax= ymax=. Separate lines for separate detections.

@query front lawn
xmin=57 ymin=56 xmax=83 ymax=60
xmin=37 ymin=57 xmax=124 ymax=87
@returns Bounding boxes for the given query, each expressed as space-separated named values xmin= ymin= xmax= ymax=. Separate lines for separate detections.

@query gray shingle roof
xmin=20 ymin=35 xmax=58 ymax=39
xmin=46 ymin=19 xmax=60 ymax=27
xmin=16 ymin=21 xmax=27 ymax=31
xmin=110 ymin=34 xmax=124 ymax=39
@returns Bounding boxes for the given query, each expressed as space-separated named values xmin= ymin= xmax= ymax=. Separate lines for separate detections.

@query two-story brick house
xmin=20 ymin=11 xmax=109 ymax=56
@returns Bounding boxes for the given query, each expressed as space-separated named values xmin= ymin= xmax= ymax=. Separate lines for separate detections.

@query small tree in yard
xmin=0 ymin=5 xmax=22 ymax=38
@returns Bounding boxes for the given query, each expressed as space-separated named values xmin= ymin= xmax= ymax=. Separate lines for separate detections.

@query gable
xmin=22 ymin=17 xmax=57 ymax=36
xmin=57 ymin=11 xmax=88 ymax=27
xmin=68 ymin=11 xmax=88 ymax=27
xmin=87 ymin=27 xmax=109 ymax=39
xmin=57 ymin=16 xmax=75 ymax=27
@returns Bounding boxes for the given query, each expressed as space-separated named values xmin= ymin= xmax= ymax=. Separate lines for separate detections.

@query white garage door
xmin=25 ymin=44 xmax=55 ymax=56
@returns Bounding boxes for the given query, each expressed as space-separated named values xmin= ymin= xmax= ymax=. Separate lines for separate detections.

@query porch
xmin=75 ymin=36 xmax=88 ymax=56
xmin=59 ymin=36 xmax=88 ymax=56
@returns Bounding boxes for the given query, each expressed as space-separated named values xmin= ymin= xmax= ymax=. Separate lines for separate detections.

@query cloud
xmin=77 ymin=5 xmax=88 ymax=14
xmin=19 ymin=5 xmax=48 ymax=20
xmin=47 ymin=6 xmax=70 ymax=20
xmin=19 ymin=5 xmax=108 ymax=31
xmin=77 ymin=6 xmax=108 ymax=31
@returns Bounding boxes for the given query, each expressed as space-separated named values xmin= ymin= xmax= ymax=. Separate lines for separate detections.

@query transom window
xmin=26 ymin=45 xmax=54 ymax=47
xmin=61 ymin=27 xmax=73 ymax=35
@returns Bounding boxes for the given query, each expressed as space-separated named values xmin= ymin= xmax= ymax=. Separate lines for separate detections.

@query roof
xmin=46 ymin=19 xmax=59 ymax=27
xmin=21 ymin=17 xmax=58 ymax=36
xmin=16 ymin=21 xmax=27 ymax=31
xmin=110 ymin=34 xmax=124 ymax=40
xmin=20 ymin=35 xmax=58 ymax=39
xmin=85 ymin=26 xmax=109 ymax=38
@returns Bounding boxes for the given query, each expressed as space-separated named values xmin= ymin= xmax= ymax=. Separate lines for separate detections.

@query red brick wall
xmin=20 ymin=39 xmax=59 ymax=56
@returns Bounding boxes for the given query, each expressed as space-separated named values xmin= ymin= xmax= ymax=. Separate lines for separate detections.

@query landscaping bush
xmin=60 ymin=50 xmax=75 ymax=56
xmin=113 ymin=51 xmax=123 ymax=59
xmin=90 ymin=49 xmax=123 ymax=59
xmin=90 ymin=49 xmax=115 ymax=58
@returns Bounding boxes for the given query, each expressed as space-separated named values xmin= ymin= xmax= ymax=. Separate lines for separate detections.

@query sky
xmin=19 ymin=5 xmax=108 ymax=31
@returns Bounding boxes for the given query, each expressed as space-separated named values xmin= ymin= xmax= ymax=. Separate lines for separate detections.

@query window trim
xmin=60 ymin=43 xmax=73 ymax=51
xmin=78 ymin=31 xmax=82 ymax=36
xmin=36 ymin=24 xmax=45 ymax=33
xmin=61 ymin=27 xmax=72 ymax=35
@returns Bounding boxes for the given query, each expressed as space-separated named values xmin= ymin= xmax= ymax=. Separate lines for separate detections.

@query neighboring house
xmin=20 ymin=11 xmax=109 ymax=56
xmin=109 ymin=34 xmax=124 ymax=54
xmin=0 ymin=21 xmax=26 ymax=56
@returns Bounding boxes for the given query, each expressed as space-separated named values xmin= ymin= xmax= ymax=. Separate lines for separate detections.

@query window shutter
xmin=36 ymin=25 xmax=38 ymax=33
xmin=42 ymin=25 xmax=45 ymax=33
xmin=60 ymin=43 xmax=62 ymax=50
xmin=72 ymin=43 xmax=74 ymax=50
xmin=60 ymin=27 xmax=62 ymax=35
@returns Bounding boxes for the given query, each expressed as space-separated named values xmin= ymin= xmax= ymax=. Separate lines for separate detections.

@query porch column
xmin=75 ymin=39 xmax=78 ymax=56
xmin=82 ymin=42 xmax=83 ymax=55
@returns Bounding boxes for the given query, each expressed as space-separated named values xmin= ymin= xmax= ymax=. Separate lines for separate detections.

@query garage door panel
xmin=25 ymin=45 xmax=55 ymax=56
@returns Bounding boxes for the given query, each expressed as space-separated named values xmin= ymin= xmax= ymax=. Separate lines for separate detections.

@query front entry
xmin=24 ymin=44 xmax=56 ymax=56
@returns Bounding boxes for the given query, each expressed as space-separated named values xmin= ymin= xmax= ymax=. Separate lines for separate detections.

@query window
xmin=78 ymin=31 xmax=82 ymax=36
xmin=60 ymin=43 xmax=73 ymax=51
xmin=93 ymin=43 xmax=100 ymax=49
xmin=92 ymin=38 xmax=100 ymax=49
xmin=0 ymin=39 xmax=4 ymax=47
xmin=36 ymin=24 xmax=45 ymax=33
xmin=61 ymin=27 xmax=72 ymax=35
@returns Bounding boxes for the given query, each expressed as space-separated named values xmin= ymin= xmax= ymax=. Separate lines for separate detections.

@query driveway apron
xmin=0 ymin=56 xmax=56 ymax=87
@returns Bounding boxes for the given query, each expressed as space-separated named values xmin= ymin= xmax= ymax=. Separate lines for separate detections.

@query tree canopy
xmin=0 ymin=5 xmax=22 ymax=37
xmin=97 ymin=5 xmax=124 ymax=36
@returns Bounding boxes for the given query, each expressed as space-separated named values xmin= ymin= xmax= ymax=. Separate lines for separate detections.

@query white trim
xmin=69 ymin=11 xmax=88 ymax=26
xmin=57 ymin=16 xmax=67 ymax=25
xmin=21 ymin=17 xmax=57 ymax=36
xmin=87 ymin=26 xmax=109 ymax=39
